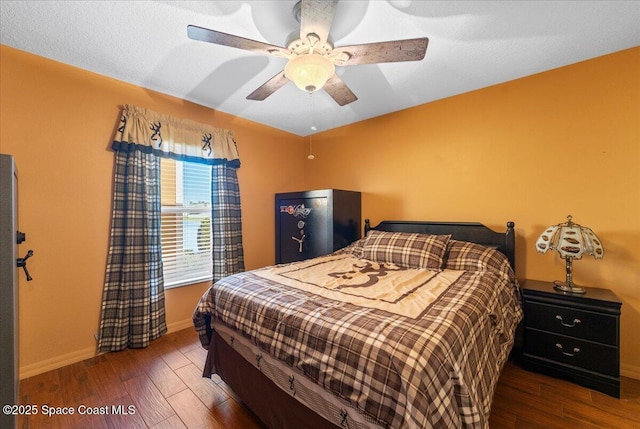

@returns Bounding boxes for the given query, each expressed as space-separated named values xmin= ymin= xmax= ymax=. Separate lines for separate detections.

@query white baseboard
xmin=166 ymin=318 xmax=193 ymax=333
xmin=19 ymin=319 xmax=194 ymax=380
xmin=19 ymin=346 xmax=96 ymax=380
xmin=621 ymin=363 xmax=640 ymax=381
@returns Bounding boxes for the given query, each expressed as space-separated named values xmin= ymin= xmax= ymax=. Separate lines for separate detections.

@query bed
xmin=193 ymin=219 xmax=522 ymax=429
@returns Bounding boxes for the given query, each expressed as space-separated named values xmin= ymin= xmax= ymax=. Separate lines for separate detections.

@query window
xmin=160 ymin=158 xmax=212 ymax=287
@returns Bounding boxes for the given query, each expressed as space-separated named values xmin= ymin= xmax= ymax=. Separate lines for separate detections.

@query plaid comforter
xmin=194 ymin=251 xmax=522 ymax=429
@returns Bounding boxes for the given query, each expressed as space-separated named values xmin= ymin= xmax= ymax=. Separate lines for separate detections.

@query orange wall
xmin=305 ymin=47 xmax=640 ymax=377
xmin=2 ymin=44 xmax=638 ymax=379
xmin=0 ymin=45 xmax=304 ymax=377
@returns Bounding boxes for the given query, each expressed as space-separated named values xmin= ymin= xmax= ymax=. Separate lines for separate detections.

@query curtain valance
xmin=112 ymin=104 xmax=240 ymax=168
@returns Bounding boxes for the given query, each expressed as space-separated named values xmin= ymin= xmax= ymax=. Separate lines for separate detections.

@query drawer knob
xmin=556 ymin=315 xmax=581 ymax=328
xmin=556 ymin=343 xmax=580 ymax=357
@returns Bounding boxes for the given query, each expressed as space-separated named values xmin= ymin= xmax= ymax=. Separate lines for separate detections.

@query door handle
xmin=16 ymin=249 xmax=34 ymax=281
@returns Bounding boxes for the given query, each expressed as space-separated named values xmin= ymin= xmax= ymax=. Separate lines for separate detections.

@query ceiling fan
xmin=187 ymin=0 xmax=428 ymax=106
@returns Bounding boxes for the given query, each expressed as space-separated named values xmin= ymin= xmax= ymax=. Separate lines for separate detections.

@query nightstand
xmin=521 ymin=279 xmax=621 ymax=398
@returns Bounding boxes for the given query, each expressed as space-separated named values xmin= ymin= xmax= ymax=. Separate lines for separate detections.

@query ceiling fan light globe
xmin=285 ymin=54 xmax=335 ymax=93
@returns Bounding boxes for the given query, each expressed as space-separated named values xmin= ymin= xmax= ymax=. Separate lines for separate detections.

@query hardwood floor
xmin=17 ymin=328 xmax=640 ymax=428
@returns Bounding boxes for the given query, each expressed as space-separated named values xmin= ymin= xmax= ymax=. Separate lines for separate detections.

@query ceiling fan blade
xmin=336 ymin=37 xmax=429 ymax=66
xmin=246 ymin=71 xmax=289 ymax=101
xmin=187 ymin=25 xmax=289 ymax=57
xmin=323 ymin=74 xmax=357 ymax=106
xmin=299 ymin=0 xmax=338 ymax=45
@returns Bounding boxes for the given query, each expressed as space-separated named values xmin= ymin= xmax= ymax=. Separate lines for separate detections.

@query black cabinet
xmin=276 ymin=189 xmax=361 ymax=264
xmin=521 ymin=279 xmax=621 ymax=397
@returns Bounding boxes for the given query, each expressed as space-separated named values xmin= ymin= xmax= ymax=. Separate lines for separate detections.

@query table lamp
xmin=535 ymin=215 xmax=604 ymax=294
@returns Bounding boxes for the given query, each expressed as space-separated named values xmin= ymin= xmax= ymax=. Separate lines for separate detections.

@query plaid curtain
xmin=98 ymin=105 xmax=242 ymax=352
xmin=211 ymin=164 xmax=245 ymax=281
xmin=98 ymin=149 xmax=166 ymax=352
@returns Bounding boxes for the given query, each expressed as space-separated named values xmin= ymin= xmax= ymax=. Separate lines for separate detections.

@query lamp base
xmin=553 ymin=280 xmax=586 ymax=294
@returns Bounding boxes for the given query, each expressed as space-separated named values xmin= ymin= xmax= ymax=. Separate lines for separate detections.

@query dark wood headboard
xmin=364 ymin=219 xmax=516 ymax=269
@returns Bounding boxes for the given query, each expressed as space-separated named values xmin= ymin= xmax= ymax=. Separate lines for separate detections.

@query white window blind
xmin=160 ymin=158 xmax=212 ymax=288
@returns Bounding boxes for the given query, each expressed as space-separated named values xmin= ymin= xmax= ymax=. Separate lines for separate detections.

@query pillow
xmin=444 ymin=239 xmax=513 ymax=279
xmin=335 ymin=237 xmax=365 ymax=258
xmin=361 ymin=230 xmax=451 ymax=269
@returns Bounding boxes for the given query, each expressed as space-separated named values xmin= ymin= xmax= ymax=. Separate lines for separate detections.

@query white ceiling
xmin=1 ymin=1 xmax=639 ymax=136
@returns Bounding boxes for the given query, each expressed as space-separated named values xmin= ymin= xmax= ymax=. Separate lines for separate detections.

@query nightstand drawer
xmin=524 ymin=329 xmax=619 ymax=376
xmin=524 ymin=301 xmax=617 ymax=346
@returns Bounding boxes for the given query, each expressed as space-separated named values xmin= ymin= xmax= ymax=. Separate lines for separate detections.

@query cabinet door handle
xmin=556 ymin=315 xmax=580 ymax=328
xmin=556 ymin=343 xmax=580 ymax=357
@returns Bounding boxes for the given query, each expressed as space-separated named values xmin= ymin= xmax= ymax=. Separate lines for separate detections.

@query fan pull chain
xmin=308 ymin=92 xmax=316 ymax=160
